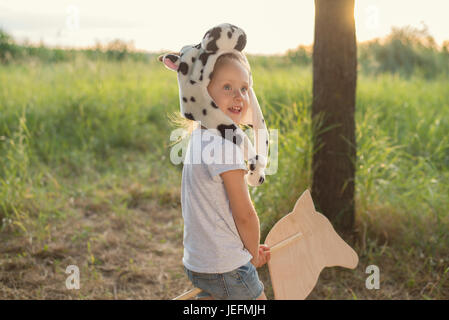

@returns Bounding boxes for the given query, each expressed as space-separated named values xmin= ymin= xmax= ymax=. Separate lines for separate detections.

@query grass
xmin=0 ymin=56 xmax=448 ymax=299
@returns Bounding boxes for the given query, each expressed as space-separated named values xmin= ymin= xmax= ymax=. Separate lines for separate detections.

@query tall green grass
xmin=0 ymin=57 xmax=178 ymax=230
xmin=248 ymin=66 xmax=449 ymax=243
xmin=354 ymin=74 xmax=449 ymax=251
xmin=1 ymin=57 xmax=448 ymax=245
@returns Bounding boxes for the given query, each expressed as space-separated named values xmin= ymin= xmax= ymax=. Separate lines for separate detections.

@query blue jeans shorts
xmin=184 ymin=261 xmax=264 ymax=300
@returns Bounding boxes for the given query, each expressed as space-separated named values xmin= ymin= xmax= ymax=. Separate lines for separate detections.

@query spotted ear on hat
xmin=158 ymin=53 xmax=180 ymax=71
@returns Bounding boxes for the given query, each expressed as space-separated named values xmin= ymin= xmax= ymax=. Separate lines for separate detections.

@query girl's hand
xmin=252 ymin=244 xmax=271 ymax=268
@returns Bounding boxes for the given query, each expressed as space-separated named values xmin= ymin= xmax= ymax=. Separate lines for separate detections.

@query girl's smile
xmin=228 ymin=105 xmax=243 ymax=114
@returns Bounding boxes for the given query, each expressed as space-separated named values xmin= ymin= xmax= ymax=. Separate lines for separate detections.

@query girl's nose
xmin=233 ymin=89 xmax=243 ymax=100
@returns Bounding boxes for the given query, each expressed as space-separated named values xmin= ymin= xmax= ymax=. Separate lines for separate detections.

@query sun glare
xmin=0 ymin=0 xmax=448 ymax=54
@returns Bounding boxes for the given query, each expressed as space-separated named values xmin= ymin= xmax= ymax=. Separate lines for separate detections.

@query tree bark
xmin=312 ymin=0 xmax=357 ymax=234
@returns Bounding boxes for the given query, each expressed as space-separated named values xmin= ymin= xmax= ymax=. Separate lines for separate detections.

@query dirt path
xmin=4 ymin=189 xmax=430 ymax=300
xmin=0 ymin=197 xmax=194 ymax=299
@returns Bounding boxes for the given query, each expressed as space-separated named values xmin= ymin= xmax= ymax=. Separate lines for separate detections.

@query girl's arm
xmin=221 ymin=169 xmax=260 ymax=266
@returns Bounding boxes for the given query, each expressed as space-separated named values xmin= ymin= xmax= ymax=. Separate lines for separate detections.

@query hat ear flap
xmin=240 ymin=90 xmax=254 ymax=126
xmin=159 ymin=53 xmax=180 ymax=71
xmin=246 ymin=86 xmax=269 ymax=155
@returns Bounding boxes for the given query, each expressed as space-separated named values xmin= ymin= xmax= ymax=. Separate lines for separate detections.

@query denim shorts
xmin=184 ymin=261 xmax=264 ymax=300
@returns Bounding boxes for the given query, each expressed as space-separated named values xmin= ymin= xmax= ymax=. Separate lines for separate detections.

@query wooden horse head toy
xmin=174 ymin=189 xmax=358 ymax=300
xmin=264 ymin=189 xmax=359 ymax=299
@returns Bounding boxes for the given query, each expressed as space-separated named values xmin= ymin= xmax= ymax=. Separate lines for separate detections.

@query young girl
xmin=160 ymin=23 xmax=270 ymax=300
xmin=180 ymin=52 xmax=271 ymax=300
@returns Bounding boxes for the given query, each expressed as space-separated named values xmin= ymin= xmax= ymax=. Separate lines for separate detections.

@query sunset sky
xmin=0 ymin=0 xmax=448 ymax=54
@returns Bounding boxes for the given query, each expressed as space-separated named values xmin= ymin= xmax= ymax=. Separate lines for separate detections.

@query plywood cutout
xmin=264 ymin=189 xmax=359 ymax=300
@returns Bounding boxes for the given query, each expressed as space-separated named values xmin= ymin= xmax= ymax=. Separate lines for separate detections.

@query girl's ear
xmin=158 ymin=53 xmax=180 ymax=71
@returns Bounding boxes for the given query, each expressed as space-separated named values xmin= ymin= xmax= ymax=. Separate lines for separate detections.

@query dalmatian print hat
xmin=159 ymin=23 xmax=269 ymax=186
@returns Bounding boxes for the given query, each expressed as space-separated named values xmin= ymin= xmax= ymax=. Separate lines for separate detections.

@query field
xmin=0 ymin=56 xmax=448 ymax=299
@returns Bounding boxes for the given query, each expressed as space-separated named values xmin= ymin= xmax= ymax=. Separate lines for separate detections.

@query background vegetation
xmin=0 ymin=26 xmax=448 ymax=299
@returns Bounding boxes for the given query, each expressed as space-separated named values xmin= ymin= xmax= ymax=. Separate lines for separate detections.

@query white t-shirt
xmin=181 ymin=127 xmax=252 ymax=273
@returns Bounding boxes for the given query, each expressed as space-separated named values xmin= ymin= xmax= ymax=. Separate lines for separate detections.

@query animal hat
xmin=159 ymin=23 xmax=269 ymax=186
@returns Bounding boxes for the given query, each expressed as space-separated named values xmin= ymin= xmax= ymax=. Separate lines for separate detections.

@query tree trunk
xmin=312 ymin=0 xmax=357 ymax=234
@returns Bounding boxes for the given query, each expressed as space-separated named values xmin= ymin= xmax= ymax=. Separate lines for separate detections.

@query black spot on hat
xmin=206 ymin=27 xmax=222 ymax=52
xmin=199 ymin=75 xmax=203 ymax=81
xmin=227 ymin=31 xmax=232 ymax=39
xmin=190 ymin=80 xmax=196 ymax=85
xmin=234 ymin=34 xmax=246 ymax=51
xmin=259 ymin=176 xmax=265 ymax=184
xmin=249 ymin=163 xmax=256 ymax=171
xmin=184 ymin=113 xmax=195 ymax=121
xmin=217 ymin=124 xmax=242 ymax=145
xmin=182 ymin=97 xmax=188 ymax=103
xmin=199 ymin=52 xmax=214 ymax=66
xmin=266 ymin=140 xmax=269 ymax=145
xmin=178 ymin=62 xmax=188 ymax=75
xmin=192 ymin=57 xmax=196 ymax=63
xmin=217 ymin=124 xmax=237 ymax=135
xmin=211 ymin=101 xmax=218 ymax=109
xmin=202 ymin=109 xmax=207 ymax=115
xmin=190 ymin=96 xmax=196 ymax=102
xmin=233 ymin=135 xmax=242 ymax=145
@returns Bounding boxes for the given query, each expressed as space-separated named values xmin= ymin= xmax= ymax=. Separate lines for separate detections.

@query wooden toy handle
xmin=268 ymin=232 xmax=303 ymax=252
xmin=173 ymin=288 xmax=203 ymax=300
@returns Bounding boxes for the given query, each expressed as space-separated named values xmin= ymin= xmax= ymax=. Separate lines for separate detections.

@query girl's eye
xmin=241 ymin=87 xmax=248 ymax=93
xmin=224 ymin=84 xmax=231 ymax=90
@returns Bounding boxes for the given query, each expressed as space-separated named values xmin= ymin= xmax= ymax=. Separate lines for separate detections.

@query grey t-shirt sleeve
xmin=205 ymin=137 xmax=248 ymax=183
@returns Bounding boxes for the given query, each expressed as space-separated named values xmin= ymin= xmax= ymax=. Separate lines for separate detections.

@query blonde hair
xmin=168 ymin=52 xmax=251 ymax=140
xmin=213 ymin=52 xmax=251 ymax=80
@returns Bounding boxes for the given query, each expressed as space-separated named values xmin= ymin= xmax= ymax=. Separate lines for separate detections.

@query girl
xmin=179 ymin=52 xmax=270 ymax=300
xmin=160 ymin=23 xmax=270 ymax=300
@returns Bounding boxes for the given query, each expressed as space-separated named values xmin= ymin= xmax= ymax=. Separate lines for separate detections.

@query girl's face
xmin=207 ymin=59 xmax=250 ymax=125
